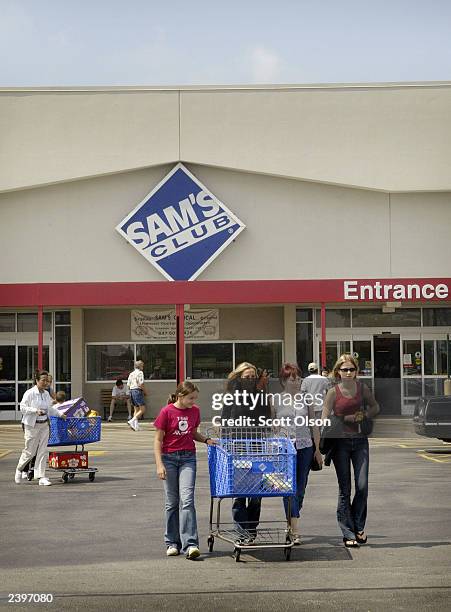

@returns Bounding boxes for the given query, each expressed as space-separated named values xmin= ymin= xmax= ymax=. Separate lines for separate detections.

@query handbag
xmin=319 ymin=414 xmax=344 ymax=455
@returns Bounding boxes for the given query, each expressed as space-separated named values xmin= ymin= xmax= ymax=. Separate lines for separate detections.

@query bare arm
xmin=193 ymin=429 xmax=216 ymax=445
xmin=154 ymin=429 xmax=166 ymax=479
xmin=308 ymin=404 xmax=322 ymax=465
xmin=321 ymin=388 xmax=336 ymax=420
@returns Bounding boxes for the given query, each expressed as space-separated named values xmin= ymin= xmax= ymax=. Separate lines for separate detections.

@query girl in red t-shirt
xmin=154 ymin=381 xmax=215 ymax=559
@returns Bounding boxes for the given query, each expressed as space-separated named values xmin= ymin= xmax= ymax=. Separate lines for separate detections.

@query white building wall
xmin=1 ymin=163 xmax=449 ymax=284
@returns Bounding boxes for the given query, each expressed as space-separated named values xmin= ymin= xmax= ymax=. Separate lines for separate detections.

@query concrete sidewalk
xmin=1 ymin=420 xmax=450 ymax=611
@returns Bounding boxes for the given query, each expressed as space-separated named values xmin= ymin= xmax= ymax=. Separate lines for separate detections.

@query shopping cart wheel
xmin=62 ymin=473 xmax=69 ymax=483
xmin=284 ymin=547 xmax=291 ymax=561
xmin=69 ymin=473 xmax=75 ymax=480
xmin=89 ymin=472 xmax=96 ymax=482
xmin=233 ymin=547 xmax=241 ymax=562
xmin=207 ymin=536 xmax=214 ymax=552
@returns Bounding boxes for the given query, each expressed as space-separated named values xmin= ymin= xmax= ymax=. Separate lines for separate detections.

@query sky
xmin=1 ymin=0 xmax=451 ymax=87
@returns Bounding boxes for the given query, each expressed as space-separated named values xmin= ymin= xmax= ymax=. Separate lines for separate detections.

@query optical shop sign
xmin=131 ymin=309 xmax=219 ymax=341
xmin=116 ymin=164 xmax=245 ymax=281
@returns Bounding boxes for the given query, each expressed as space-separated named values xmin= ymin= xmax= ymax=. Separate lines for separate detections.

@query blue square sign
xmin=116 ymin=164 xmax=246 ymax=281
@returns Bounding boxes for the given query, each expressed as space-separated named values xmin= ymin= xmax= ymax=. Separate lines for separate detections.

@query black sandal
xmin=355 ymin=531 xmax=367 ymax=544
xmin=343 ymin=537 xmax=359 ymax=548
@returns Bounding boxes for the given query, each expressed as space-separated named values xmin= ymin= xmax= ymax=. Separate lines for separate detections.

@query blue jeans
xmin=162 ymin=451 xmax=198 ymax=553
xmin=332 ymin=437 xmax=369 ymax=540
xmin=232 ymin=497 xmax=262 ymax=537
xmin=283 ymin=444 xmax=314 ymax=519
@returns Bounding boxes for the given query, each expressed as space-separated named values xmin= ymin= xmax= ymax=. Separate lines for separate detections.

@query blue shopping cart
xmin=48 ymin=416 xmax=101 ymax=483
xmin=207 ymin=428 xmax=297 ymax=561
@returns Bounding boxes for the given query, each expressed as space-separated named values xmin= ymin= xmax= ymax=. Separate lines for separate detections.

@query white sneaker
xmin=166 ymin=545 xmax=179 ymax=556
xmin=38 ymin=477 xmax=52 ymax=486
xmin=134 ymin=420 xmax=141 ymax=431
xmin=186 ymin=546 xmax=200 ymax=560
xmin=21 ymin=471 xmax=29 ymax=480
xmin=14 ymin=469 xmax=22 ymax=484
xmin=127 ymin=418 xmax=136 ymax=430
xmin=107 ymin=416 xmax=113 ymax=422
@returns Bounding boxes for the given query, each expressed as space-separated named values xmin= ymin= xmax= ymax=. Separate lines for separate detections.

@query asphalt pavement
xmin=1 ymin=418 xmax=450 ymax=612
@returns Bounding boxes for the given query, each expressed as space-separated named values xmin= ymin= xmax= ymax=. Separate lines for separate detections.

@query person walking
xmin=321 ymin=354 xmax=379 ymax=548
xmin=222 ymin=362 xmax=272 ymax=540
xmin=15 ymin=369 xmax=66 ymax=486
xmin=301 ymin=362 xmax=331 ymax=419
xmin=275 ymin=363 xmax=322 ymax=544
xmin=154 ymin=381 xmax=215 ymax=559
xmin=127 ymin=360 xmax=146 ymax=431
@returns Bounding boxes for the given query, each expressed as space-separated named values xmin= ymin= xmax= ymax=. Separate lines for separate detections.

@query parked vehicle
xmin=413 ymin=396 xmax=451 ymax=442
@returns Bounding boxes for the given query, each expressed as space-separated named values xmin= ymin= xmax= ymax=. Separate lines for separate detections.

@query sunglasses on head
xmin=340 ymin=367 xmax=356 ymax=373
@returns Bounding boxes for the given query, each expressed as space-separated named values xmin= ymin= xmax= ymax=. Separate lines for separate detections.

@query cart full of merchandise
xmin=207 ymin=427 xmax=297 ymax=561
xmin=47 ymin=416 xmax=102 ymax=483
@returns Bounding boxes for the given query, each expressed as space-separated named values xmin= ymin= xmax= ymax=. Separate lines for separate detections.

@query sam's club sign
xmin=116 ymin=164 xmax=246 ymax=281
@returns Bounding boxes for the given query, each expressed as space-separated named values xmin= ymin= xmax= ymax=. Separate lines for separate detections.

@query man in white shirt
xmin=108 ymin=379 xmax=132 ymax=422
xmin=127 ymin=360 xmax=146 ymax=431
xmin=300 ymin=362 xmax=331 ymax=418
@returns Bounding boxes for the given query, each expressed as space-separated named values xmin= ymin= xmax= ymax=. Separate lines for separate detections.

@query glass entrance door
xmin=374 ymin=334 xmax=401 ymax=414
xmin=17 ymin=337 xmax=51 ymax=409
xmin=0 ymin=335 xmax=53 ymax=421
xmin=0 ymin=341 xmax=16 ymax=419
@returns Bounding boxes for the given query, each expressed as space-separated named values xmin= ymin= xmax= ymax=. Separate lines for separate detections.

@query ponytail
xmin=167 ymin=381 xmax=199 ymax=404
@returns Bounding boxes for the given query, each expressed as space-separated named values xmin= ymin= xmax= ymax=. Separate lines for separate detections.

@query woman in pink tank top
xmin=322 ymin=354 xmax=379 ymax=548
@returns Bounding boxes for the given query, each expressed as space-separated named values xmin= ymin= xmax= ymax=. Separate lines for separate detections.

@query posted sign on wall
xmin=116 ymin=164 xmax=246 ymax=281
xmin=131 ymin=309 xmax=219 ymax=340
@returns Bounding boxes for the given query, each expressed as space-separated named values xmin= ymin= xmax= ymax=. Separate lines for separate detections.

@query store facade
xmin=1 ymin=83 xmax=451 ymax=419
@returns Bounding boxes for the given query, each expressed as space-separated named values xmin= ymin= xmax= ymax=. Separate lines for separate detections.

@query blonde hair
xmin=227 ymin=362 xmax=257 ymax=381
xmin=168 ymin=381 xmax=199 ymax=404
xmin=331 ymin=354 xmax=359 ymax=380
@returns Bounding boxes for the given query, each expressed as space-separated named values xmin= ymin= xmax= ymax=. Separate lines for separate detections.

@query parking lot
xmin=1 ymin=418 xmax=451 ymax=611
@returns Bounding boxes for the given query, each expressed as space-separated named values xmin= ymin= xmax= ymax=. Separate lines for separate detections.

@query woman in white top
xmin=15 ymin=369 xmax=66 ymax=486
xmin=274 ymin=363 xmax=323 ymax=544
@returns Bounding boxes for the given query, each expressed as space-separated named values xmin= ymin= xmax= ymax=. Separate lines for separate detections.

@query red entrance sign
xmin=0 ymin=278 xmax=449 ymax=307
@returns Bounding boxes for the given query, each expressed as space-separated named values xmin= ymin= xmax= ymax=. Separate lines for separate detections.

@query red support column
xmin=320 ymin=302 xmax=326 ymax=368
xmin=176 ymin=304 xmax=185 ymax=384
xmin=38 ymin=306 xmax=43 ymax=370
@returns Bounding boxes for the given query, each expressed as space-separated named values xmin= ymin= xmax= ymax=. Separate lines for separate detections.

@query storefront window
xmin=55 ymin=326 xmax=71 ymax=382
xmin=17 ymin=313 xmax=52 ymax=332
xmin=0 ymin=345 xmax=15 ymax=380
xmin=424 ymin=340 xmax=448 ymax=375
xmin=353 ymin=341 xmax=372 ymax=377
xmin=186 ymin=343 xmax=232 ymax=379
xmin=55 ymin=383 xmax=72 ymax=398
xmin=319 ymin=341 xmax=351 ymax=372
xmin=402 ymin=340 xmax=422 ymax=376
xmin=18 ymin=346 xmax=49 ymax=381
xmin=0 ymin=313 xmax=15 ymax=332
xmin=55 ymin=311 xmax=71 ymax=325
xmin=296 ymin=323 xmax=313 ymax=376
xmin=235 ymin=342 xmax=282 ymax=378
xmin=352 ymin=308 xmax=421 ymax=327
xmin=136 ymin=344 xmax=176 ymax=380
xmin=86 ymin=344 xmax=134 ymax=381
xmin=296 ymin=309 xmax=313 ymax=322
xmin=424 ymin=378 xmax=445 ymax=396
xmin=0 ymin=383 xmax=15 ymax=404
xmin=423 ymin=308 xmax=451 ymax=326
xmin=315 ymin=309 xmax=350 ymax=328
